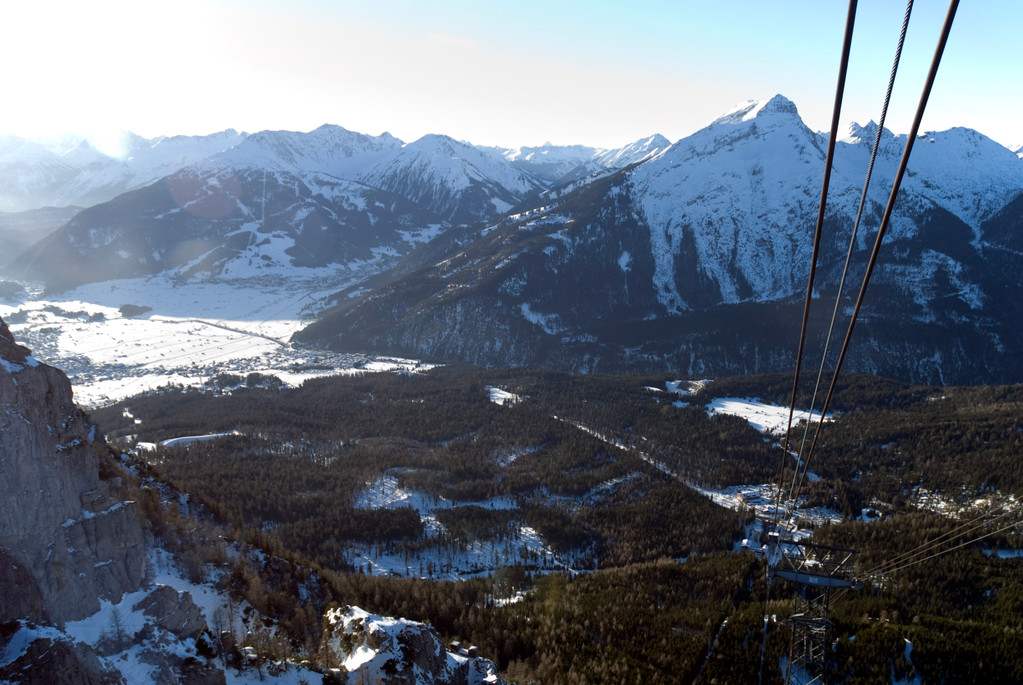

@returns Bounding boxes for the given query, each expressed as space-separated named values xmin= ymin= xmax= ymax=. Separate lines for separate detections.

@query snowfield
xmin=0 ymin=275 xmax=434 ymax=407
xmin=705 ymin=397 xmax=830 ymax=436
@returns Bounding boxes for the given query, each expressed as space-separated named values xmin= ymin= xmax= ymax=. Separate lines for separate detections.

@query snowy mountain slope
xmin=0 ymin=137 xmax=82 ymax=212
xmin=362 ymin=134 xmax=547 ymax=223
xmin=321 ymin=606 xmax=501 ymax=684
xmin=0 ymin=130 xmax=247 ymax=213
xmin=632 ymin=95 xmax=1023 ymax=312
xmin=2 ymin=126 xmax=555 ymax=289
xmin=195 ymin=127 xmax=545 ymax=226
xmin=633 ymin=95 xmax=843 ymax=311
xmin=297 ymin=96 xmax=1023 ymax=384
xmin=0 ymin=206 xmax=81 ymax=264
xmin=497 ymin=141 xmax=599 ymax=182
xmin=208 ymin=124 xmax=402 ymax=178
xmin=494 ymin=134 xmax=671 ymax=184
xmin=53 ymin=129 xmax=249 ymax=211
xmin=594 ymin=133 xmax=672 ymax=169
xmin=7 ymin=163 xmax=445 ymax=290
xmin=840 ymin=122 xmax=1023 ymax=238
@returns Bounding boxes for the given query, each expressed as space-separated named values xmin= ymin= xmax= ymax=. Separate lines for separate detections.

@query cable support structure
xmin=761 ymin=3 xmax=858 ymax=679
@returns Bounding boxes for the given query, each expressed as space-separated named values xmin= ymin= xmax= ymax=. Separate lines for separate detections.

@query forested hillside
xmin=88 ymin=368 xmax=1023 ymax=682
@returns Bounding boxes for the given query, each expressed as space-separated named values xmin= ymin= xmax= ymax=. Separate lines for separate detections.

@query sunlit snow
xmin=706 ymin=397 xmax=829 ymax=436
xmin=486 ymin=385 xmax=521 ymax=406
xmin=0 ymin=276 xmax=435 ymax=407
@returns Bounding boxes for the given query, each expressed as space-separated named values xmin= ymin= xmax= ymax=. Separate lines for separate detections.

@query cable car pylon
xmin=769 ymin=535 xmax=861 ymax=684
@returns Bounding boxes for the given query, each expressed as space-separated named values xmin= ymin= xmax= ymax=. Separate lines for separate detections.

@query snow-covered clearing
xmin=349 ymin=472 xmax=581 ymax=580
xmin=912 ymin=487 xmax=1019 ymax=520
xmin=486 ymin=385 xmax=521 ymax=406
xmin=706 ymin=397 xmax=830 ymax=436
xmin=0 ymin=275 xmax=434 ymax=407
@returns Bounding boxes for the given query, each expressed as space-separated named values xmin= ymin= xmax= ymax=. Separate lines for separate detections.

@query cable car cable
xmin=771 ymin=0 xmax=859 ymax=535
xmin=789 ymin=0 xmax=960 ymax=505
xmin=795 ymin=0 xmax=914 ymax=465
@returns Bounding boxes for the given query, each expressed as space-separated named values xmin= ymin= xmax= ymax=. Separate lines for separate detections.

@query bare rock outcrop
xmin=133 ymin=586 xmax=207 ymax=640
xmin=0 ymin=634 xmax=119 ymax=684
xmin=319 ymin=605 xmax=503 ymax=684
xmin=0 ymin=315 xmax=146 ymax=626
xmin=0 ymin=317 xmax=29 ymax=362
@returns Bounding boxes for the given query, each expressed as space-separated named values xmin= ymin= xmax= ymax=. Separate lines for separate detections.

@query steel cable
xmin=790 ymin=0 xmax=960 ymax=505
xmin=771 ymin=0 xmax=859 ymax=535
xmin=795 ymin=0 xmax=914 ymax=466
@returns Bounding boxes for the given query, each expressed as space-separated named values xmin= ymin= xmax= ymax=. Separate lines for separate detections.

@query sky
xmin=2 ymin=0 xmax=1020 ymax=151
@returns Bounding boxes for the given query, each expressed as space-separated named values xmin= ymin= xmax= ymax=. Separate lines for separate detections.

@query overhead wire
xmin=871 ymin=514 xmax=1023 ymax=578
xmin=795 ymin=0 xmax=914 ymax=467
xmin=789 ymin=0 xmax=961 ymax=506
xmin=760 ymin=3 xmax=859 ymax=681
xmin=771 ymin=0 xmax=859 ymax=536
xmin=830 ymin=500 xmax=1023 ymax=604
xmin=862 ymin=498 xmax=1022 ymax=580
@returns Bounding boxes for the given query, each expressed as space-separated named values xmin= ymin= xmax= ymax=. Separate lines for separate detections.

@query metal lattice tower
xmin=770 ymin=538 xmax=860 ymax=685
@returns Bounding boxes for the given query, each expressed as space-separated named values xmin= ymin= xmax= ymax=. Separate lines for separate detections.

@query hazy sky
xmin=3 ymin=1 xmax=1019 ymax=150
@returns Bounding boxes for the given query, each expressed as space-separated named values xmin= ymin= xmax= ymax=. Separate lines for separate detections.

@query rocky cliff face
xmin=0 ymin=316 xmax=146 ymax=626
xmin=1 ymin=316 xmax=227 ymax=683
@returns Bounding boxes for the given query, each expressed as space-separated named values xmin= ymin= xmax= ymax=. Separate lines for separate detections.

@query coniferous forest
xmin=92 ymin=367 xmax=1023 ymax=683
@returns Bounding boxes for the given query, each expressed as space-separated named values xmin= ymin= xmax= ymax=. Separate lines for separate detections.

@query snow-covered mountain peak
xmin=505 ymin=142 xmax=596 ymax=164
xmin=897 ymin=125 xmax=1023 ymax=230
xmin=59 ymin=137 xmax=111 ymax=167
xmin=635 ymin=133 xmax=672 ymax=149
xmin=153 ymin=128 xmax=243 ymax=148
xmin=595 ymin=134 xmax=671 ymax=168
xmin=711 ymin=94 xmax=800 ymax=128
xmin=494 ymin=136 xmax=670 ymax=186
xmin=654 ymin=94 xmax=816 ymax=171
xmin=367 ymin=131 xmax=544 ymax=210
xmin=843 ymin=120 xmax=896 ymax=145
xmin=756 ymin=93 xmax=801 ymax=119
xmin=631 ymin=95 xmax=840 ymax=310
xmin=404 ymin=132 xmax=466 ymax=157
xmin=0 ymin=138 xmax=61 ymax=164
xmin=68 ymin=130 xmax=151 ymax=161
xmin=208 ymin=124 xmax=401 ymax=177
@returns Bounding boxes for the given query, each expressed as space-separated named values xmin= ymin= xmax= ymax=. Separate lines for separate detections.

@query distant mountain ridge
xmin=490 ymin=134 xmax=671 ymax=184
xmin=2 ymin=125 xmax=668 ymax=289
xmin=3 ymin=95 xmax=1022 ymax=384
xmin=0 ymin=129 xmax=247 ymax=213
xmin=294 ymin=95 xmax=1023 ymax=385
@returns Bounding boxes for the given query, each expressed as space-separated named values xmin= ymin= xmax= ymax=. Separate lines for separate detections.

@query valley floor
xmin=0 ymin=274 xmax=434 ymax=407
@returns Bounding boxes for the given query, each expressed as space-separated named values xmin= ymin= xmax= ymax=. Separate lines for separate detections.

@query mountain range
xmin=3 ymin=94 xmax=1022 ymax=385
